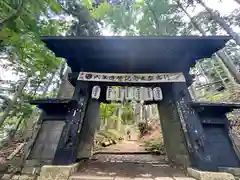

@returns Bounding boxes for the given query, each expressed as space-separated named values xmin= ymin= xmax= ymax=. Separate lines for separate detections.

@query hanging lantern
xmin=140 ymin=87 xmax=145 ymax=101
xmin=125 ymin=87 xmax=134 ymax=101
xmin=115 ymin=87 xmax=124 ymax=102
xmin=106 ymin=86 xmax=115 ymax=101
xmin=145 ymin=88 xmax=153 ymax=101
xmin=153 ymin=87 xmax=163 ymax=101
xmin=134 ymin=87 xmax=141 ymax=101
xmin=91 ymin=85 xmax=101 ymax=99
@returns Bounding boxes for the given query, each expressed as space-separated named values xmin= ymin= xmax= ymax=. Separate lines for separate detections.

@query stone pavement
xmin=70 ymin=154 xmax=194 ymax=180
xmin=70 ymin=140 xmax=195 ymax=180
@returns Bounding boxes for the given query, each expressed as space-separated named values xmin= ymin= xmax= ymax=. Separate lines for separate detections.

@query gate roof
xmin=41 ymin=36 xmax=230 ymax=74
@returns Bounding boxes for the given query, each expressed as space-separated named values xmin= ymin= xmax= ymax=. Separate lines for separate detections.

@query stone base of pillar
xmin=157 ymin=100 xmax=191 ymax=169
xmin=187 ymin=168 xmax=235 ymax=180
xmin=37 ymin=163 xmax=79 ymax=180
xmin=77 ymin=142 xmax=94 ymax=159
xmin=219 ymin=167 xmax=240 ymax=177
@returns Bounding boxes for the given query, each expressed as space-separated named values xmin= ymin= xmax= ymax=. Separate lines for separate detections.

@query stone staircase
xmin=1 ymin=174 xmax=37 ymax=180
xmin=68 ymin=154 xmax=195 ymax=180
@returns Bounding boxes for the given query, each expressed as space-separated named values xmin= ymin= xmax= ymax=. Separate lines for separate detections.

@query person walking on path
xmin=127 ymin=129 xmax=131 ymax=140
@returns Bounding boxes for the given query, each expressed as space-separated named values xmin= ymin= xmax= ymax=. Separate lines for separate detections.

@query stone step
xmin=69 ymin=175 xmax=195 ymax=180
xmin=1 ymin=174 xmax=36 ymax=180
xmin=69 ymin=175 xmax=114 ymax=180
xmin=219 ymin=167 xmax=240 ymax=176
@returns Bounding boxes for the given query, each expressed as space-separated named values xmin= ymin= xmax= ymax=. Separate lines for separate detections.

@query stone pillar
xmin=77 ymin=99 xmax=100 ymax=159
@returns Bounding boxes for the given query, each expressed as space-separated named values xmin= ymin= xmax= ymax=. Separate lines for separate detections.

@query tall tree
xmin=0 ymin=0 xmax=66 ymax=129
xmin=0 ymin=75 xmax=29 ymax=127
xmin=60 ymin=0 xmax=101 ymax=36
xmin=102 ymin=0 xmax=187 ymax=35
xmin=186 ymin=0 xmax=240 ymax=45
xmin=176 ymin=0 xmax=239 ymax=83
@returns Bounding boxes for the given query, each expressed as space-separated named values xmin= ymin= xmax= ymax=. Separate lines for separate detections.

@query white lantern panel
xmin=153 ymin=87 xmax=163 ymax=101
xmin=91 ymin=85 xmax=101 ymax=99
xmin=115 ymin=87 xmax=124 ymax=102
xmin=145 ymin=88 xmax=153 ymax=101
xmin=106 ymin=86 xmax=115 ymax=101
xmin=134 ymin=87 xmax=141 ymax=101
xmin=125 ymin=87 xmax=134 ymax=101
xmin=140 ymin=87 xmax=146 ymax=101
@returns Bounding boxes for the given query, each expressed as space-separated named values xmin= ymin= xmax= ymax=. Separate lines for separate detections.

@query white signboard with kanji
xmin=78 ymin=72 xmax=186 ymax=83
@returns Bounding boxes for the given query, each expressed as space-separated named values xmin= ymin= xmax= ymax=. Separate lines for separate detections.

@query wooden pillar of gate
xmin=158 ymin=82 xmax=207 ymax=170
xmin=157 ymin=84 xmax=191 ymax=169
xmin=170 ymin=82 xmax=207 ymax=169
xmin=52 ymin=81 xmax=91 ymax=165
xmin=158 ymin=81 xmax=237 ymax=171
xmin=77 ymin=99 xmax=100 ymax=159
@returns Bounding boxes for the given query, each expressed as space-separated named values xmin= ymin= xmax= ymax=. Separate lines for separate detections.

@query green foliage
xmin=98 ymin=129 xmax=123 ymax=141
xmin=108 ymin=115 xmax=121 ymax=121
xmin=204 ymin=93 xmax=224 ymax=101
xmin=92 ymin=0 xmax=187 ymax=35
xmin=143 ymin=138 xmax=165 ymax=155
xmin=64 ymin=0 xmax=101 ymax=36
xmin=82 ymin=0 xmax=93 ymax=9
xmin=0 ymin=0 xmax=66 ymax=75
xmin=100 ymin=103 xmax=117 ymax=120
xmin=121 ymin=103 xmax=134 ymax=124
xmin=0 ymin=0 xmax=68 ymax=140
xmin=95 ymin=129 xmax=124 ymax=148
xmin=192 ymin=11 xmax=222 ymax=35
xmin=91 ymin=2 xmax=111 ymax=19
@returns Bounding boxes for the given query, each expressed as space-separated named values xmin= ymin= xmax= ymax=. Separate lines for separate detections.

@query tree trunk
xmin=23 ymin=72 xmax=57 ymax=139
xmin=8 ymin=117 xmax=24 ymax=140
xmin=210 ymin=59 xmax=228 ymax=88
xmin=197 ymin=62 xmax=210 ymax=84
xmin=196 ymin=0 xmax=240 ymax=45
xmin=217 ymin=50 xmax=240 ymax=83
xmin=57 ymin=66 xmax=74 ymax=99
xmin=104 ymin=104 xmax=108 ymax=129
xmin=176 ymin=0 xmax=239 ymax=83
xmin=0 ymin=74 xmax=30 ymax=128
xmin=145 ymin=1 xmax=160 ymax=33
xmin=189 ymin=85 xmax=197 ymax=100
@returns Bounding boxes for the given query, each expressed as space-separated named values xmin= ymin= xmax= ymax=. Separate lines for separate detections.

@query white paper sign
xmin=153 ymin=87 xmax=163 ymax=101
xmin=115 ymin=87 xmax=124 ymax=102
xmin=91 ymin=85 xmax=101 ymax=99
xmin=134 ymin=87 xmax=141 ymax=101
xmin=140 ymin=87 xmax=145 ymax=101
xmin=145 ymin=88 xmax=153 ymax=101
xmin=106 ymin=87 xmax=115 ymax=101
xmin=105 ymin=86 xmax=163 ymax=102
xmin=78 ymin=72 xmax=186 ymax=83
xmin=125 ymin=87 xmax=134 ymax=101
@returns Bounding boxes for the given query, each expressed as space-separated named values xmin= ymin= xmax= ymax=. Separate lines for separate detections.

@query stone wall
xmin=157 ymin=97 xmax=190 ymax=168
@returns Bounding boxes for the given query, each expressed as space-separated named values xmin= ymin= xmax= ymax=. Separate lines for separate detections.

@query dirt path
xmin=99 ymin=140 xmax=146 ymax=153
xmin=70 ymin=140 xmax=195 ymax=180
